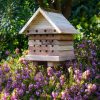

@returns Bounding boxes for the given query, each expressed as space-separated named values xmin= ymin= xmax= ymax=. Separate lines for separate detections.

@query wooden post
xmin=33 ymin=61 xmax=38 ymax=66
xmin=47 ymin=61 xmax=60 ymax=67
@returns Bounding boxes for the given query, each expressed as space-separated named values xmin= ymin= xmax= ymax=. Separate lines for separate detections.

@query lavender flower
xmin=17 ymin=88 xmax=24 ymax=96
xmin=28 ymin=84 xmax=34 ymax=92
xmin=35 ymin=91 xmax=40 ymax=96
xmin=52 ymin=91 xmax=58 ymax=99
xmin=60 ymin=75 xmax=65 ymax=86
xmin=5 ymin=50 xmax=10 ymax=55
xmin=82 ymin=69 xmax=91 ymax=80
xmin=47 ymin=67 xmax=54 ymax=76
xmin=34 ymin=72 xmax=44 ymax=82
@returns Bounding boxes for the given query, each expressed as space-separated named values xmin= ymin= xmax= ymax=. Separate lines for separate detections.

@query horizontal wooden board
xmin=25 ymin=55 xmax=75 ymax=61
xmin=28 ymin=34 xmax=73 ymax=40
xmin=29 ymin=45 xmax=74 ymax=51
xmin=28 ymin=50 xmax=74 ymax=56
xmin=28 ymin=40 xmax=73 ymax=46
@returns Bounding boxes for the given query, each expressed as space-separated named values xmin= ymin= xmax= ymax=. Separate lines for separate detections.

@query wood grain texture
xmin=28 ymin=50 xmax=74 ymax=56
xmin=25 ymin=55 xmax=75 ymax=61
xmin=28 ymin=40 xmax=73 ymax=46
xmin=28 ymin=34 xmax=73 ymax=40
xmin=19 ymin=7 xmax=78 ymax=34
xmin=29 ymin=45 xmax=74 ymax=51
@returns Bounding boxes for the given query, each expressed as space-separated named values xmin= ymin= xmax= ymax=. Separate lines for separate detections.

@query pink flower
xmin=61 ymin=91 xmax=67 ymax=99
xmin=47 ymin=67 xmax=54 ymax=76
xmin=87 ymin=83 xmax=97 ymax=93
xmin=18 ymin=57 xmax=25 ymax=64
xmin=92 ymin=84 xmax=97 ymax=91
xmin=60 ymin=75 xmax=65 ymax=85
xmin=52 ymin=91 xmax=58 ymax=99
xmin=82 ymin=70 xmax=91 ymax=80
xmin=15 ymin=48 xmax=20 ymax=54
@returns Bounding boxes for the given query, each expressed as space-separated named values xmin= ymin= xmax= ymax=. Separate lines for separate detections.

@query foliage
xmin=0 ymin=37 xmax=99 ymax=99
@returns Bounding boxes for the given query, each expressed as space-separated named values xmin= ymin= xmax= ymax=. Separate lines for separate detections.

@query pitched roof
xmin=19 ymin=7 xmax=78 ymax=34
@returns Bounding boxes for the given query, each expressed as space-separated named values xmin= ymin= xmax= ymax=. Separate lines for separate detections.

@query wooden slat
xmin=29 ymin=34 xmax=73 ymax=40
xmin=25 ymin=55 xmax=75 ymax=61
xmin=28 ymin=40 xmax=73 ymax=46
xmin=28 ymin=50 xmax=74 ymax=56
xmin=29 ymin=45 xmax=74 ymax=51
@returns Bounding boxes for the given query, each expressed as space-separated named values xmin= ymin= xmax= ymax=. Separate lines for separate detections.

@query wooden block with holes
xmin=19 ymin=7 xmax=79 ymax=66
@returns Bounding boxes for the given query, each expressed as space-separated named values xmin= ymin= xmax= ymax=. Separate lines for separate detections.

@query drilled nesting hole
xmin=45 ymin=50 xmax=48 ymax=52
xmin=52 ymin=45 xmax=54 ymax=47
xmin=27 ymin=30 xmax=29 ymax=33
xmin=35 ymin=30 xmax=38 ymax=32
xmin=44 ymin=29 xmax=47 ymax=32
xmin=54 ymin=29 xmax=56 ymax=32
xmin=33 ymin=50 xmax=36 ymax=52
xmin=52 ymin=50 xmax=54 ymax=52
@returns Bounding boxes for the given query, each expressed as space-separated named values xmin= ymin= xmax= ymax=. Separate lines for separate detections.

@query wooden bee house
xmin=19 ymin=7 xmax=78 ymax=66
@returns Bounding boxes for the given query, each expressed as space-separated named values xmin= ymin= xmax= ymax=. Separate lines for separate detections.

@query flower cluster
xmin=0 ymin=38 xmax=99 ymax=99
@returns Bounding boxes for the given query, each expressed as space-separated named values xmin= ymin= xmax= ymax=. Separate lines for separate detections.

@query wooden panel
xmin=29 ymin=45 xmax=74 ymax=51
xmin=29 ymin=34 xmax=73 ymax=40
xmin=29 ymin=50 xmax=74 ymax=56
xmin=28 ymin=40 xmax=73 ymax=46
xmin=44 ymin=10 xmax=78 ymax=34
xmin=27 ymin=13 xmax=56 ymax=34
xmin=25 ymin=55 xmax=75 ymax=61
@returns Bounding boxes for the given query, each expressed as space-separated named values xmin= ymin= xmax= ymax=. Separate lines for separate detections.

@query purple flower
xmin=0 ymin=86 xmax=2 ymax=92
xmin=16 ymin=74 xmax=21 ymax=80
xmin=34 ymin=82 xmax=40 ymax=89
xmin=82 ymin=69 xmax=91 ymax=80
xmin=21 ymin=83 xmax=26 ymax=90
xmin=2 ymin=92 xmax=10 ymax=100
xmin=17 ymin=88 xmax=24 ymax=96
xmin=0 ymin=68 xmax=2 ymax=75
xmin=30 ymin=95 xmax=34 ymax=100
xmin=60 ymin=75 xmax=65 ymax=86
xmin=61 ymin=91 xmax=67 ymax=99
xmin=11 ymin=92 xmax=18 ymax=100
xmin=35 ymin=91 xmax=40 ymax=96
xmin=56 ymin=71 xmax=61 ymax=77
xmin=47 ymin=67 xmax=54 ymax=76
xmin=5 ymin=50 xmax=10 ymax=55
xmin=3 ymin=64 xmax=10 ymax=72
xmin=52 ymin=91 xmax=58 ymax=99
xmin=92 ymin=61 xmax=96 ymax=66
xmin=28 ymin=84 xmax=34 ymax=91
xmin=79 ymin=44 xmax=85 ymax=48
xmin=34 ymin=72 xmax=44 ymax=82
